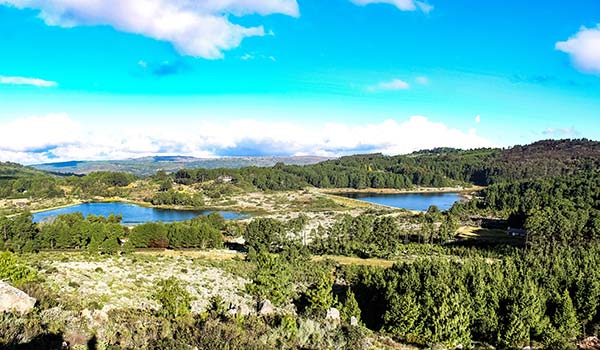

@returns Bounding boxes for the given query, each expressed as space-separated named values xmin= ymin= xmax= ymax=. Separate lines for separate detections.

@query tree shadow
xmin=87 ymin=335 xmax=98 ymax=350
xmin=6 ymin=333 xmax=66 ymax=350
xmin=4 ymin=334 xmax=98 ymax=350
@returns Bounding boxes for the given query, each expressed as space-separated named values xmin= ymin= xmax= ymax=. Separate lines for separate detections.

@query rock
xmin=325 ymin=307 xmax=340 ymax=321
xmin=259 ymin=299 xmax=274 ymax=315
xmin=227 ymin=303 xmax=252 ymax=316
xmin=579 ymin=336 xmax=600 ymax=350
xmin=0 ymin=281 xmax=36 ymax=314
xmin=350 ymin=316 xmax=359 ymax=326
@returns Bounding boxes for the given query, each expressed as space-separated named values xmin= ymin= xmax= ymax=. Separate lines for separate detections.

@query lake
xmin=32 ymin=202 xmax=248 ymax=225
xmin=335 ymin=192 xmax=462 ymax=211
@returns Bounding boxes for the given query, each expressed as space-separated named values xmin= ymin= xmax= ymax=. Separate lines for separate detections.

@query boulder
xmin=579 ymin=336 xmax=600 ymax=350
xmin=259 ymin=299 xmax=274 ymax=315
xmin=325 ymin=307 xmax=340 ymax=321
xmin=0 ymin=281 xmax=36 ymax=314
xmin=227 ymin=303 xmax=252 ymax=316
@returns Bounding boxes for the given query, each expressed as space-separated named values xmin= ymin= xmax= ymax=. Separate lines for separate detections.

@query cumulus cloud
xmin=556 ymin=25 xmax=600 ymax=74
xmin=0 ymin=114 xmax=81 ymax=154
xmin=0 ymin=0 xmax=299 ymax=59
xmin=349 ymin=0 xmax=433 ymax=13
xmin=0 ymin=75 xmax=57 ymax=87
xmin=368 ymin=79 xmax=410 ymax=92
xmin=0 ymin=114 xmax=494 ymax=164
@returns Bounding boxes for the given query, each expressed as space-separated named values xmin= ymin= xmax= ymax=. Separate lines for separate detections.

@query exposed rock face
xmin=0 ymin=281 xmax=36 ymax=314
xmin=259 ymin=299 xmax=274 ymax=315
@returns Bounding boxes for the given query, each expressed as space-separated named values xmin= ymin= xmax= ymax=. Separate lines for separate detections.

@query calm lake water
xmin=336 ymin=192 xmax=462 ymax=211
xmin=32 ymin=202 xmax=248 ymax=225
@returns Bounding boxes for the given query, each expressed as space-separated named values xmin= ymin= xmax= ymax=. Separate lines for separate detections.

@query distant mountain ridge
xmin=32 ymin=156 xmax=332 ymax=176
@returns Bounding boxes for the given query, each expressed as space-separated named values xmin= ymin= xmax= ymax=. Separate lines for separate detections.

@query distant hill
xmin=32 ymin=156 xmax=332 ymax=176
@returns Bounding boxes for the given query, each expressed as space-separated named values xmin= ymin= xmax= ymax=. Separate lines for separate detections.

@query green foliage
xmin=0 ymin=251 xmax=37 ymax=286
xmin=247 ymin=251 xmax=294 ymax=305
xmin=244 ymin=218 xmax=287 ymax=254
xmin=0 ymin=213 xmax=38 ymax=253
xmin=304 ymin=272 xmax=335 ymax=314
xmin=352 ymin=245 xmax=600 ymax=349
xmin=68 ymin=171 xmax=137 ymax=198
xmin=153 ymin=277 xmax=191 ymax=319
xmin=150 ymin=190 xmax=203 ymax=207
xmin=340 ymin=288 xmax=361 ymax=323
xmin=0 ymin=162 xmax=64 ymax=199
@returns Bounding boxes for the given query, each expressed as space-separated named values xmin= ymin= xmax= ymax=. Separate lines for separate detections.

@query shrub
xmin=0 ymin=251 xmax=37 ymax=286
xmin=153 ymin=277 xmax=191 ymax=319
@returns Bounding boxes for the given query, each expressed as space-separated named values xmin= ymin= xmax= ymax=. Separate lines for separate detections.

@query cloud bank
xmin=0 ymin=114 xmax=493 ymax=164
xmin=0 ymin=0 xmax=299 ymax=59
xmin=556 ymin=25 xmax=600 ymax=75
xmin=0 ymin=75 xmax=57 ymax=87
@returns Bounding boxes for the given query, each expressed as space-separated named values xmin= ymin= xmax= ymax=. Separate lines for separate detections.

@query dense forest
xmin=172 ymin=139 xmax=600 ymax=190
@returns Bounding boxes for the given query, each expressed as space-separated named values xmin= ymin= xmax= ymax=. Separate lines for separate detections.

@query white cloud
xmin=556 ymin=25 xmax=600 ymax=75
xmin=474 ymin=115 xmax=481 ymax=124
xmin=349 ymin=0 xmax=433 ymax=12
xmin=0 ymin=114 xmax=494 ymax=164
xmin=0 ymin=0 xmax=299 ymax=59
xmin=0 ymin=114 xmax=81 ymax=154
xmin=542 ymin=127 xmax=579 ymax=137
xmin=0 ymin=75 xmax=57 ymax=87
xmin=416 ymin=1 xmax=433 ymax=14
xmin=415 ymin=76 xmax=429 ymax=85
xmin=368 ymin=79 xmax=410 ymax=92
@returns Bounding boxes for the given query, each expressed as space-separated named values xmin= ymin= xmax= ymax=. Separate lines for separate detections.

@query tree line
xmin=0 ymin=212 xmax=226 ymax=253
xmin=173 ymin=139 xmax=600 ymax=190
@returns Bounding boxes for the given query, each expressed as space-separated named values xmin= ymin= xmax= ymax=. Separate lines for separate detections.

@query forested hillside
xmin=4 ymin=139 xmax=599 ymax=200
xmin=173 ymin=139 xmax=600 ymax=190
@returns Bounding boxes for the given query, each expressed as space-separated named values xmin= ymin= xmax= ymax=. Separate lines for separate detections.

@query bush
xmin=0 ymin=251 xmax=37 ymax=287
xmin=153 ymin=277 xmax=191 ymax=319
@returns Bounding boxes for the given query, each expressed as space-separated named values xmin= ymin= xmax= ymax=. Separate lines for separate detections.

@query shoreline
xmin=316 ymin=185 xmax=484 ymax=195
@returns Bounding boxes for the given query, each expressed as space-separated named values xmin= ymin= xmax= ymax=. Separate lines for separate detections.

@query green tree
xmin=246 ymin=251 xmax=293 ymax=306
xmin=153 ymin=277 xmax=191 ymax=319
xmin=304 ymin=271 xmax=335 ymax=314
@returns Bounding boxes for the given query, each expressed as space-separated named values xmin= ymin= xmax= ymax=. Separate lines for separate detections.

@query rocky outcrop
xmin=0 ymin=281 xmax=36 ymax=314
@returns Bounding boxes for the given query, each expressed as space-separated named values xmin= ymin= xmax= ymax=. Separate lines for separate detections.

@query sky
xmin=0 ymin=0 xmax=599 ymax=164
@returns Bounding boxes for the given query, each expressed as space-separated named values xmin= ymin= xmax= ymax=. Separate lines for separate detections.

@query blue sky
xmin=0 ymin=0 xmax=599 ymax=163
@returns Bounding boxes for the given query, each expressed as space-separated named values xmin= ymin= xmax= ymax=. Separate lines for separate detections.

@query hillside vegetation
xmin=2 ymin=138 xmax=600 ymax=350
